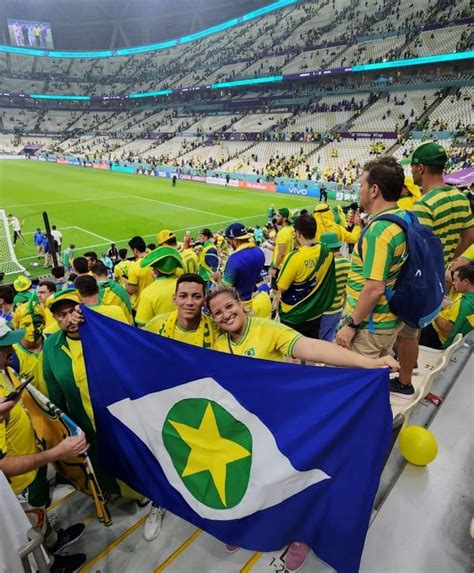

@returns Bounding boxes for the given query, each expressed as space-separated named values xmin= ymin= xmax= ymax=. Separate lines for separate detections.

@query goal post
xmin=0 ymin=209 xmax=26 ymax=275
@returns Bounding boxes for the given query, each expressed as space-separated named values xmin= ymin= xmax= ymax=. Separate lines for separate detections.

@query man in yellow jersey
xmin=0 ymin=320 xmax=89 ymax=572
xmin=313 ymin=204 xmax=362 ymax=244
xmin=11 ymin=301 xmax=45 ymax=380
xmin=270 ymin=208 xmax=294 ymax=286
xmin=145 ymin=273 xmax=217 ymax=352
xmin=156 ymin=229 xmax=199 ymax=274
xmin=113 ymin=248 xmax=131 ymax=287
xmin=277 ymin=214 xmax=335 ymax=338
xmin=337 ymin=157 xmax=407 ymax=382
xmin=319 ymin=232 xmax=351 ymax=342
xmin=36 ymin=280 xmax=57 ymax=330
xmin=126 ymin=236 xmax=154 ymax=310
xmin=419 ymin=264 xmax=474 ymax=349
xmin=91 ymin=261 xmax=133 ymax=324
xmin=74 ymin=275 xmax=128 ymax=324
xmin=135 ymin=246 xmax=184 ymax=326
xmin=394 ymin=142 xmax=474 ymax=395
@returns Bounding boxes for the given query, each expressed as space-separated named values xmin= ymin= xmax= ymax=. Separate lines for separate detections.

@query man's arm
xmin=432 ymin=314 xmax=453 ymax=339
xmin=0 ymin=435 xmax=88 ymax=478
xmin=336 ymin=280 xmax=385 ymax=347
xmin=272 ymin=244 xmax=287 ymax=274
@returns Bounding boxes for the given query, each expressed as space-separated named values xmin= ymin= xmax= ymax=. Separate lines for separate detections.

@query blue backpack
xmin=357 ymin=210 xmax=445 ymax=329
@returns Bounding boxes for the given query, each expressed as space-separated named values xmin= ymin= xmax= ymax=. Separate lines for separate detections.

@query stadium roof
xmin=0 ymin=0 xmax=273 ymax=51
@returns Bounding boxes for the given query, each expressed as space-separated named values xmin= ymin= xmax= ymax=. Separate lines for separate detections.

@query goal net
xmin=0 ymin=209 xmax=26 ymax=275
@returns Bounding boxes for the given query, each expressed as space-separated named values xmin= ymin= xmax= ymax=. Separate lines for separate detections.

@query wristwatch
xmin=347 ymin=318 xmax=360 ymax=330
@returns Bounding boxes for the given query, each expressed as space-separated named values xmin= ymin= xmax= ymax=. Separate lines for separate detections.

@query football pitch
xmin=1 ymin=160 xmax=341 ymax=279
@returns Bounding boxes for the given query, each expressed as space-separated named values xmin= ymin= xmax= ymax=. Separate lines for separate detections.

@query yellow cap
xmin=156 ymin=230 xmax=176 ymax=245
xmin=13 ymin=275 xmax=32 ymax=292
xmin=48 ymin=289 xmax=81 ymax=313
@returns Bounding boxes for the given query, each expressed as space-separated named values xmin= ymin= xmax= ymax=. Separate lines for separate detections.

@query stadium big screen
xmin=7 ymin=19 xmax=54 ymax=49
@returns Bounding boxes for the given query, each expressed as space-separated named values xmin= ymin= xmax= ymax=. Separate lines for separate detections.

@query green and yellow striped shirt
xmin=413 ymin=186 xmax=473 ymax=268
xmin=346 ymin=207 xmax=407 ymax=330
xmin=326 ymin=255 xmax=351 ymax=314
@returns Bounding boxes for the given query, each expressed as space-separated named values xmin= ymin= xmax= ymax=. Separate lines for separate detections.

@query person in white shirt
xmin=8 ymin=215 xmax=26 ymax=246
xmin=51 ymin=225 xmax=63 ymax=255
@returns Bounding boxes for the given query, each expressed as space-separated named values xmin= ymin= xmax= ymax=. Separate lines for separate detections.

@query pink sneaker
xmin=225 ymin=544 xmax=239 ymax=554
xmin=285 ymin=542 xmax=309 ymax=572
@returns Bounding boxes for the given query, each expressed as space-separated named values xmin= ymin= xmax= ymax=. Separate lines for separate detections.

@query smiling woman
xmin=207 ymin=284 xmax=399 ymax=370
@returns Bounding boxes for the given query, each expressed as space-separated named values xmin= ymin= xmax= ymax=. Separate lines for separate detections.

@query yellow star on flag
xmin=169 ymin=402 xmax=251 ymax=507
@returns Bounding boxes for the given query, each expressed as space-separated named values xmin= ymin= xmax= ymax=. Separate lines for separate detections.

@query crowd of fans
xmin=1 ymin=141 xmax=473 ymax=571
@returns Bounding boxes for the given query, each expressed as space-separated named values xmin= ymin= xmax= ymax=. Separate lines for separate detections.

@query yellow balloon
xmin=398 ymin=426 xmax=438 ymax=466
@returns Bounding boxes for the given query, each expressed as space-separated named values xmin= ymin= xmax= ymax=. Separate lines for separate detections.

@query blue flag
xmin=80 ymin=307 xmax=392 ymax=573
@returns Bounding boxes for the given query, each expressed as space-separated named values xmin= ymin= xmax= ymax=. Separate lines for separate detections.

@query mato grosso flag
xmin=80 ymin=307 xmax=392 ymax=573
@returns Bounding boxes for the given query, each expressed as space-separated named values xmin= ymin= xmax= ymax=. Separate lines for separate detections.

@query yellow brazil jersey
xmin=180 ymin=249 xmax=199 ymax=274
xmin=212 ymin=316 xmax=302 ymax=362
xmin=114 ymin=260 xmax=130 ymax=287
xmin=277 ymin=243 xmax=335 ymax=323
xmin=88 ymin=304 xmax=129 ymax=324
xmin=413 ymin=186 xmax=473 ymax=268
xmin=144 ymin=311 xmax=218 ymax=349
xmin=127 ymin=257 xmax=154 ymax=310
xmin=272 ymin=225 xmax=295 ymax=268
xmin=346 ymin=207 xmax=407 ymax=331
xmin=251 ymin=291 xmax=272 ymax=319
xmin=460 ymin=243 xmax=474 ymax=262
xmin=432 ymin=293 xmax=474 ymax=346
xmin=12 ymin=343 xmax=41 ymax=380
xmin=135 ymin=276 xmax=178 ymax=325
xmin=0 ymin=371 xmax=38 ymax=494
xmin=326 ymin=255 xmax=351 ymax=314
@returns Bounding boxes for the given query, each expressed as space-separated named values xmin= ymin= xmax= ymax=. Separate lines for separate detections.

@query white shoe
xmin=143 ymin=504 xmax=165 ymax=541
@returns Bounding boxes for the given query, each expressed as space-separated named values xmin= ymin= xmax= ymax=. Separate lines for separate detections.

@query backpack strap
xmin=356 ymin=211 xmax=411 ymax=262
xmin=355 ymin=211 xmax=411 ymax=334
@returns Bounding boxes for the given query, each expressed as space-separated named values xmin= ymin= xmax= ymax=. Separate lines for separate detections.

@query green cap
xmin=278 ymin=208 xmax=290 ymax=219
xmin=0 ymin=319 xmax=24 ymax=346
xmin=410 ymin=141 xmax=447 ymax=166
xmin=320 ymin=231 xmax=342 ymax=249
xmin=141 ymin=246 xmax=183 ymax=275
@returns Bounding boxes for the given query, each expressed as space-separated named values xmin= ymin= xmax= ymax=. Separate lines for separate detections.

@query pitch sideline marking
xmin=125 ymin=194 xmax=234 ymax=220
xmin=72 ymin=225 xmax=114 ymax=244
xmin=5 ymin=196 xmax=126 ymax=209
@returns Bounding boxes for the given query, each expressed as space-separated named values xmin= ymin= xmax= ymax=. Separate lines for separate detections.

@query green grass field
xmin=1 ymin=160 xmax=343 ymax=280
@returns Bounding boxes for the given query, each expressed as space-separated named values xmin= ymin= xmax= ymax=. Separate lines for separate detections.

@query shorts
xmin=350 ymin=328 xmax=398 ymax=359
xmin=397 ymin=322 xmax=420 ymax=340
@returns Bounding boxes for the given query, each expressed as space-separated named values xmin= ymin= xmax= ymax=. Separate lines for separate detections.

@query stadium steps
xmin=342 ymin=94 xmax=378 ymax=131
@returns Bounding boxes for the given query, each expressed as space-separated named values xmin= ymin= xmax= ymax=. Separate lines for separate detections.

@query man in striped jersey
xmin=337 ymin=157 xmax=406 ymax=359
xmin=393 ymin=142 xmax=474 ymax=396
xmin=411 ymin=141 xmax=474 ymax=267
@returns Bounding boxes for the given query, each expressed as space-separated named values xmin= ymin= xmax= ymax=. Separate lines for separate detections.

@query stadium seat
xmin=417 ymin=333 xmax=464 ymax=375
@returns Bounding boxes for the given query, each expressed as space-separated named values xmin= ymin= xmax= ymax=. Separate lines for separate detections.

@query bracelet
xmin=347 ymin=319 xmax=360 ymax=330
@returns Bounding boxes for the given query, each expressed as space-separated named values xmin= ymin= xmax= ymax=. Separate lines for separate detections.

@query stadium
xmin=0 ymin=0 xmax=472 ymax=571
